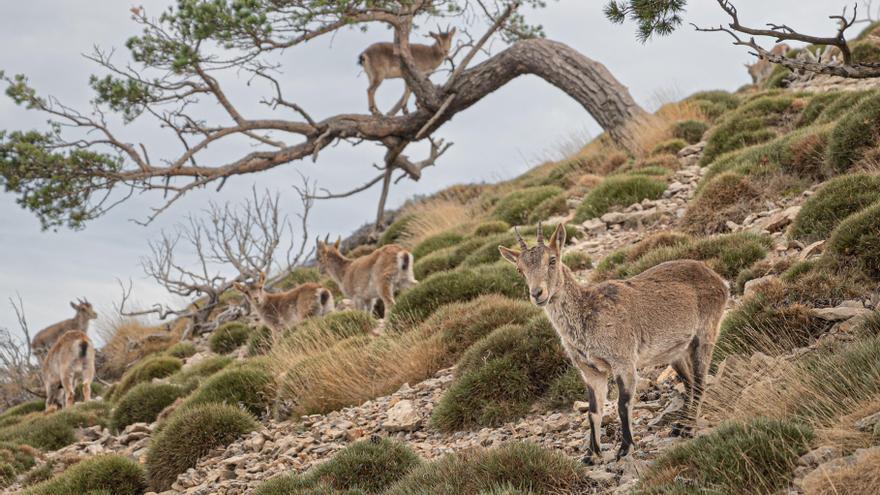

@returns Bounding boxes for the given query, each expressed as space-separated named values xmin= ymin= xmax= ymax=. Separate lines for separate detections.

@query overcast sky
xmin=0 ymin=1 xmax=847 ymax=340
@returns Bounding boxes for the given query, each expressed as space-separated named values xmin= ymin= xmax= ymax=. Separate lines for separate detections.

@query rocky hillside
xmin=3 ymin=49 xmax=880 ymax=494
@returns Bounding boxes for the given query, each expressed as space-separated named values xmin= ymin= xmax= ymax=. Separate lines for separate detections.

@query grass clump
xmin=432 ymin=318 xmax=570 ymax=431
xmin=685 ymin=90 xmax=739 ymax=121
xmin=472 ymin=220 xmax=510 ymax=236
xmin=388 ymin=263 xmax=527 ymax=330
xmin=790 ymin=174 xmax=880 ymax=242
xmin=414 ymin=247 xmax=458 ymax=280
xmin=825 ymin=201 xmax=880 ymax=280
xmin=684 ymin=172 xmax=760 ymax=234
xmin=0 ymin=404 xmax=109 ymax=450
xmin=379 ymin=214 xmax=415 ymax=246
xmin=492 ymin=186 xmax=563 ymax=225
xmin=562 ymin=251 xmax=592 ymax=271
xmin=651 ymin=138 xmax=687 ymax=156
xmin=385 ymin=442 xmax=585 ymax=495
xmin=111 ymin=382 xmax=185 ymax=431
xmin=146 ymin=403 xmax=257 ymax=491
xmin=110 ymin=354 xmax=182 ymax=401
xmin=672 ymin=119 xmax=709 ymax=144
xmin=526 ymin=193 xmax=568 ymax=223
xmin=0 ymin=400 xmax=44 ymax=425
xmin=541 ymin=367 xmax=587 ymax=410
xmin=461 ymin=233 xmax=516 ymax=268
xmin=412 ymin=231 xmax=464 ymax=259
xmin=169 ymin=355 xmax=233 ymax=387
xmin=701 ymin=94 xmax=797 ymax=166
xmin=310 ymin=437 xmax=421 ymax=493
xmin=247 ymin=325 xmax=273 ymax=356
xmin=573 ymin=176 xmax=666 ymax=222
xmin=209 ymin=322 xmax=251 ymax=354
xmin=637 ymin=418 xmax=812 ymax=495
xmin=182 ymin=362 xmax=275 ymax=417
xmin=22 ymin=455 xmax=146 ymax=495
xmin=166 ymin=341 xmax=197 ymax=359
xmin=852 ymin=39 xmax=880 ymax=64
xmin=827 ymin=92 xmax=880 ymax=172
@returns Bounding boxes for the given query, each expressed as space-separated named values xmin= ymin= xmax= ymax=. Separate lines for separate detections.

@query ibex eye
xmin=549 ymin=257 xmax=557 ymax=265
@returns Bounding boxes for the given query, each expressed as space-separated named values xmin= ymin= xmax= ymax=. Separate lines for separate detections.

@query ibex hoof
xmin=670 ymin=422 xmax=693 ymax=438
xmin=581 ymin=454 xmax=599 ymax=466
xmin=615 ymin=445 xmax=631 ymax=461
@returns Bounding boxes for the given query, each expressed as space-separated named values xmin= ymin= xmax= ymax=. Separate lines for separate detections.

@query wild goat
xmin=746 ymin=43 xmax=791 ymax=85
xmin=358 ymin=28 xmax=456 ymax=115
xmin=316 ymin=236 xmax=418 ymax=315
xmin=499 ymin=224 xmax=728 ymax=463
xmin=42 ymin=330 xmax=95 ymax=411
xmin=234 ymin=271 xmax=335 ymax=333
xmin=31 ymin=298 xmax=97 ymax=360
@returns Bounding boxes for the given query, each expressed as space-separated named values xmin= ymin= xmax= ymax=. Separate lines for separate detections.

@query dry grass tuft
xmin=802 ymin=447 xmax=880 ymax=495
xmin=96 ymin=316 xmax=180 ymax=380
xmin=396 ymin=198 xmax=473 ymax=249
xmin=625 ymin=100 xmax=706 ymax=158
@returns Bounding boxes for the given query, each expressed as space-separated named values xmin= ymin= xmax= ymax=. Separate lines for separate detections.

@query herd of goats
xmin=29 ymin=221 xmax=730 ymax=463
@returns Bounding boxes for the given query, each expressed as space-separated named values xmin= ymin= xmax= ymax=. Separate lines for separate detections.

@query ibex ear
xmin=334 ymin=236 xmax=341 ymax=249
xmin=548 ymin=223 xmax=566 ymax=254
xmin=70 ymin=301 xmax=78 ymax=310
xmin=498 ymin=246 xmax=520 ymax=265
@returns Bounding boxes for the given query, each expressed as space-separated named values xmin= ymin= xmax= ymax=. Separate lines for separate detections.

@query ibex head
xmin=234 ymin=271 xmax=267 ymax=302
xmin=498 ymin=223 xmax=567 ymax=307
xmin=428 ymin=26 xmax=456 ymax=53
xmin=315 ymin=235 xmax=342 ymax=273
xmin=70 ymin=298 xmax=98 ymax=319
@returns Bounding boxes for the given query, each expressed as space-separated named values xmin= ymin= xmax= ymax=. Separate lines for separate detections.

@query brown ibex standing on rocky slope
xmin=235 ymin=271 xmax=335 ymax=333
xmin=499 ymin=224 xmax=728 ymax=463
xmin=42 ymin=330 xmax=95 ymax=411
xmin=316 ymin=236 xmax=418 ymax=316
xmin=359 ymin=28 xmax=456 ymax=115
xmin=31 ymin=298 xmax=97 ymax=360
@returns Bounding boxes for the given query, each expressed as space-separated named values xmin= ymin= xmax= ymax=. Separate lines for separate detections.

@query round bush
xmin=307 ymin=437 xmax=422 ymax=493
xmin=169 ymin=355 xmax=233 ymax=387
xmin=209 ymin=322 xmax=251 ymax=354
xmin=146 ymin=403 xmax=257 ymax=491
xmin=247 ymin=326 xmax=274 ymax=356
xmin=526 ymin=193 xmax=568 ymax=224
xmin=0 ymin=404 xmax=109 ymax=451
xmin=852 ymin=39 xmax=880 ymax=64
xmin=182 ymin=363 xmax=275 ymax=416
xmin=23 ymin=455 xmax=146 ymax=495
xmin=790 ymin=174 xmax=880 ymax=243
xmin=414 ymin=247 xmax=458 ymax=280
xmin=0 ymin=400 xmax=44 ymax=424
xmin=701 ymin=95 xmax=795 ymax=166
xmin=562 ymin=251 xmax=592 ymax=271
xmin=472 ymin=220 xmax=510 ymax=236
xmin=412 ymin=231 xmax=464 ymax=259
xmin=651 ymin=138 xmax=687 ymax=156
xmin=827 ymin=93 xmax=880 ymax=172
xmin=461 ymin=233 xmax=516 ymax=268
xmin=826 ymin=201 xmax=880 ymax=280
xmin=166 ymin=341 xmax=197 ymax=359
xmin=683 ymin=172 xmax=760 ymax=235
xmin=492 ymin=186 xmax=563 ymax=225
xmin=388 ymin=263 xmax=527 ymax=330
xmin=111 ymin=355 xmax=182 ymax=401
xmin=685 ymin=90 xmax=739 ymax=121
xmin=379 ymin=214 xmax=415 ymax=246
xmin=672 ymin=119 xmax=709 ymax=144
xmin=111 ymin=382 xmax=185 ymax=431
xmin=573 ymin=176 xmax=666 ymax=222
xmin=0 ymin=441 xmax=36 ymax=472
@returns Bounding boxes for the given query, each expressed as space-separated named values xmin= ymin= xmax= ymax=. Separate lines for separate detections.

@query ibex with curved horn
xmin=316 ymin=235 xmax=418 ymax=316
xmin=500 ymin=223 xmax=728 ymax=463
xmin=358 ymin=26 xmax=456 ymax=115
xmin=31 ymin=298 xmax=98 ymax=360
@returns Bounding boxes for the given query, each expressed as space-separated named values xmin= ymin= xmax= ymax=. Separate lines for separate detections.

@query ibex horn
xmin=514 ymin=226 xmax=528 ymax=250
xmin=536 ymin=222 xmax=544 ymax=246
xmin=324 ymin=234 xmax=330 ymax=243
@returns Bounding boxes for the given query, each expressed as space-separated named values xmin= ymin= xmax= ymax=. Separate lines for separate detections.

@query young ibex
xmin=42 ymin=330 xmax=95 ymax=411
xmin=358 ymin=27 xmax=456 ymax=115
xmin=499 ymin=224 xmax=728 ymax=463
xmin=234 ymin=271 xmax=335 ymax=333
xmin=30 ymin=298 xmax=98 ymax=360
xmin=316 ymin=236 xmax=418 ymax=315
xmin=746 ymin=43 xmax=791 ymax=85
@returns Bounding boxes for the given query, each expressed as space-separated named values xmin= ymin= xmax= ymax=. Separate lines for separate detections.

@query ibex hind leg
xmin=669 ymin=357 xmax=694 ymax=437
xmin=672 ymin=336 xmax=713 ymax=438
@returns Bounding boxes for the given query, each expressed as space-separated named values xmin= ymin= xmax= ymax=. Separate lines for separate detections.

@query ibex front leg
xmin=614 ymin=367 xmax=637 ymax=460
xmin=579 ymin=367 xmax=608 ymax=464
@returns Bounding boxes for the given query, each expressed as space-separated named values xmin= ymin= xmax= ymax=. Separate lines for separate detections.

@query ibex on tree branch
xmin=359 ymin=27 xmax=456 ymax=115
xmin=500 ymin=224 xmax=728 ymax=463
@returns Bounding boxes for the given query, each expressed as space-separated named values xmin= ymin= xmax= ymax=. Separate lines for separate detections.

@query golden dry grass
xmin=625 ymin=100 xmax=706 ymax=158
xmin=395 ymin=198 xmax=473 ymax=249
xmin=803 ymin=447 xmax=880 ymax=495
xmin=96 ymin=316 xmax=181 ymax=379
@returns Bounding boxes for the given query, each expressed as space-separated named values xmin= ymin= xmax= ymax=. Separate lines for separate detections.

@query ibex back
xmin=42 ymin=330 xmax=95 ymax=411
xmin=500 ymin=224 xmax=728 ymax=463
xmin=31 ymin=298 xmax=97 ymax=360
xmin=234 ymin=271 xmax=335 ymax=333
xmin=358 ymin=28 xmax=455 ymax=115
xmin=316 ymin=236 xmax=417 ymax=315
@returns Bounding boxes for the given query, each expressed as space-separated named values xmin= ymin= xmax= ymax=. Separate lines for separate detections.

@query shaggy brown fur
xmin=42 ymin=330 xmax=95 ymax=411
xmin=316 ymin=237 xmax=418 ymax=315
xmin=746 ymin=43 xmax=791 ymax=84
xmin=500 ymin=223 xmax=728 ymax=463
xmin=31 ymin=299 xmax=97 ymax=360
xmin=235 ymin=272 xmax=334 ymax=332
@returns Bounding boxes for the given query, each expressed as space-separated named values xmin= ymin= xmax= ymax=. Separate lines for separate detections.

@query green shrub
xmin=23 ymin=455 xmax=146 ymax=495
xmin=672 ymin=119 xmax=709 ymax=144
xmin=388 ymin=263 xmax=527 ymax=330
xmin=146 ymin=403 xmax=257 ymax=491
xmin=247 ymin=326 xmax=273 ymax=356
xmin=0 ymin=403 xmax=109 ymax=451
xmin=276 ymin=267 xmax=320 ymax=289
xmin=414 ymin=247 xmax=458 ymax=280
xmin=111 ymin=355 xmax=182 ymax=401
xmin=379 ymin=214 xmax=415 ymax=246
xmin=857 ymin=20 xmax=880 ymax=39
xmin=852 ymin=39 xmax=880 ymax=64
xmin=573 ymin=176 xmax=666 ymax=222
xmin=685 ymin=90 xmax=739 ymax=121
xmin=412 ymin=231 xmax=464 ymax=259
xmin=541 ymin=367 xmax=587 ymax=410
xmin=651 ymin=138 xmax=687 ymax=156
xmin=684 ymin=172 xmax=760 ymax=234
xmin=827 ymin=92 xmax=880 ymax=172
xmin=825 ymin=201 xmax=880 ymax=280
xmin=182 ymin=362 xmax=275 ymax=416
xmin=169 ymin=355 xmax=233 ymax=387
xmin=209 ymin=322 xmax=251 ymax=354
xmin=308 ymin=437 xmax=421 ymax=493
xmin=415 ymin=295 xmax=540 ymax=363
xmin=461 ymin=233 xmax=516 ymax=268
xmin=432 ymin=318 xmax=570 ymax=431
xmin=790 ymin=174 xmax=880 ymax=242
xmin=562 ymin=251 xmax=592 ymax=271
xmin=526 ymin=194 xmax=567 ymax=223
xmin=385 ymin=442 xmax=585 ymax=495
xmin=0 ymin=462 xmax=14 ymax=488
xmin=0 ymin=400 xmax=44 ymax=424
xmin=166 ymin=341 xmax=197 ymax=359
xmin=111 ymin=382 xmax=185 ymax=431
xmin=797 ymin=92 xmax=844 ymax=127
xmin=637 ymin=419 xmax=812 ymax=495
xmin=0 ymin=441 xmax=36 ymax=472
xmin=493 ymin=186 xmax=563 ymax=225
xmin=472 ymin=220 xmax=510 ymax=236
xmin=701 ymin=95 xmax=796 ymax=166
